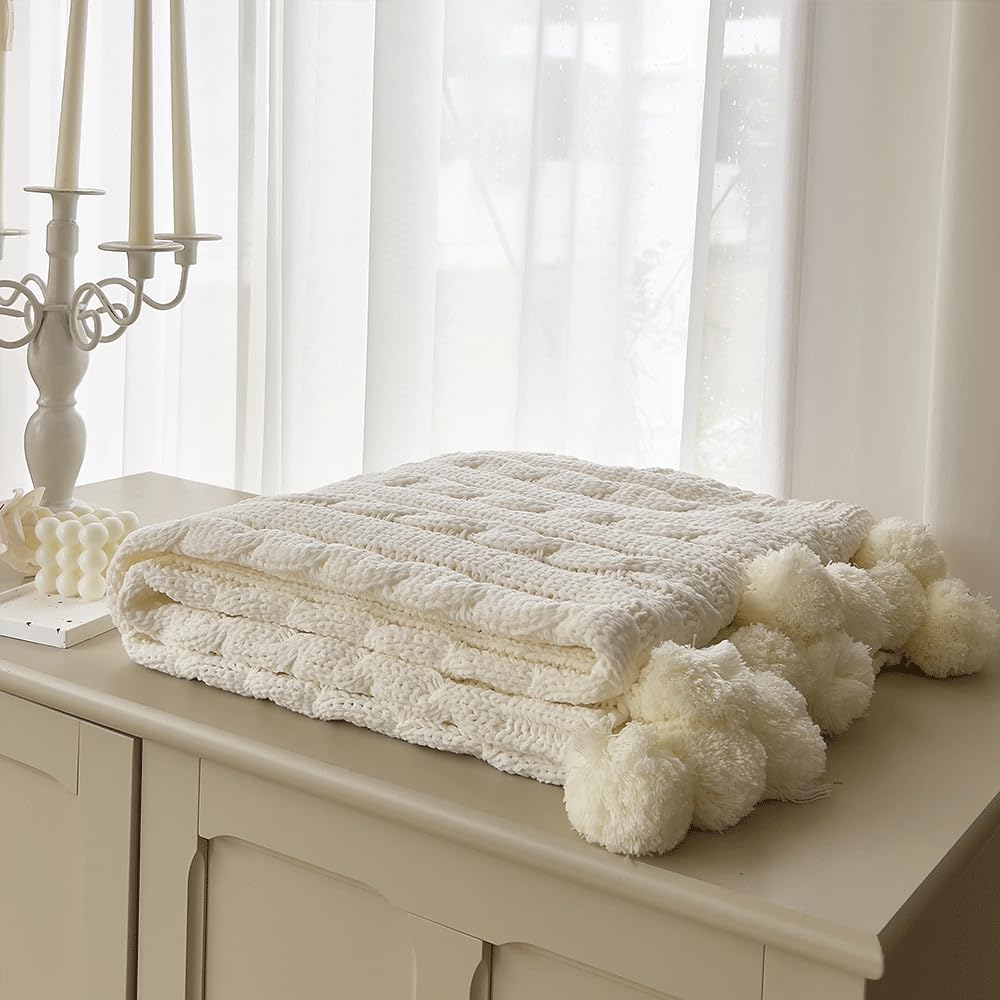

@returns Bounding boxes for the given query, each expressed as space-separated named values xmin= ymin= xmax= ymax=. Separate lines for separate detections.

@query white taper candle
xmin=128 ymin=0 xmax=154 ymax=245
xmin=55 ymin=0 xmax=89 ymax=190
xmin=0 ymin=1 xmax=11 ymax=229
xmin=169 ymin=0 xmax=196 ymax=235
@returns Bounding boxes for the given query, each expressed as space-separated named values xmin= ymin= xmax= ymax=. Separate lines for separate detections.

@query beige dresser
xmin=0 ymin=473 xmax=998 ymax=1000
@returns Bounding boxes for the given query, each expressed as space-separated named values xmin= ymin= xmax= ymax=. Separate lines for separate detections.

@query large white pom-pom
xmin=904 ymin=578 xmax=1000 ymax=678
xmin=563 ymin=722 xmax=695 ymax=855
xmin=625 ymin=640 xmax=757 ymax=728
xmin=660 ymin=719 xmax=767 ymax=832
xmin=854 ymin=517 xmax=946 ymax=585
xmin=800 ymin=630 xmax=875 ymax=735
xmin=735 ymin=543 xmax=844 ymax=640
xmin=826 ymin=562 xmax=891 ymax=651
xmin=748 ymin=670 xmax=827 ymax=801
xmin=868 ymin=560 xmax=927 ymax=650
xmin=726 ymin=623 xmax=815 ymax=696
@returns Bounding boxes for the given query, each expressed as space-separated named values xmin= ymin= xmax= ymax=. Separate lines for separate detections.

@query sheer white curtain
xmin=1 ymin=0 xmax=803 ymax=496
xmin=366 ymin=0 xmax=803 ymax=495
xmin=792 ymin=0 xmax=1000 ymax=600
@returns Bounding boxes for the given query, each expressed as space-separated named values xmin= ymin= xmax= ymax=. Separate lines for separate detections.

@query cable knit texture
xmin=107 ymin=451 xmax=997 ymax=855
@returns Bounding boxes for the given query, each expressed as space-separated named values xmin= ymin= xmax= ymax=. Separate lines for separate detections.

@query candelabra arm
xmin=21 ymin=274 xmax=47 ymax=298
xmin=68 ymin=276 xmax=147 ymax=351
xmin=0 ymin=278 xmax=45 ymax=349
xmin=142 ymin=264 xmax=190 ymax=310
xmin=67 ymin=255 xmax=189 ymax=351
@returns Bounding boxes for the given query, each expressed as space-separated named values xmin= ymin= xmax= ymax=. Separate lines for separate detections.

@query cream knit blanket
xmin=108 ymin=452 xmax=998 ymax=854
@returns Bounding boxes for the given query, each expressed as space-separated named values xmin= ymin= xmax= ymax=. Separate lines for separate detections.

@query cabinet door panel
xmin=0 ymin=688 xmax=78 ymax=791
xmin=491 ymin=944 xmax=683 ymax=1000
xmin=0 ymin=696 xmax=138 ymax=1000
xmin=203 ymin=837 xmax=489 ymax=1000
xmin=0 ymin=734 xmax=82 ymax=1000
xmin=139 ymin=752 xmax=489 ymax=1000
xmin=204 ymin=837 xmax=414 ymax=1000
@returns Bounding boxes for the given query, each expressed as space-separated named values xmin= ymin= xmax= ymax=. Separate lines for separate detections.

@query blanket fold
xmin=108 ymin=451 xmax=999 ymax=855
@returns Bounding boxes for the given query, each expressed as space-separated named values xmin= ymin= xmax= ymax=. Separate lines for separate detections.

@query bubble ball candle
xmin=33 ymin=503 xmax=139 ymax=600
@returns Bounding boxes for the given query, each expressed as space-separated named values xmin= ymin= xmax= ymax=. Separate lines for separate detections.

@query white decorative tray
xmin=0 ymin=582 xmax=114 ymax=648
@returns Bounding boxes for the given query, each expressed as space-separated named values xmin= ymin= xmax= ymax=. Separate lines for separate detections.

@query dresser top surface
xmin=1 ymin=472 xmax=997 ymax=978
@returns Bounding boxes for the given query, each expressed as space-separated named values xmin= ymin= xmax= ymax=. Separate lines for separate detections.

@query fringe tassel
xmin=780 ymin=782 xmax=832 ymax=804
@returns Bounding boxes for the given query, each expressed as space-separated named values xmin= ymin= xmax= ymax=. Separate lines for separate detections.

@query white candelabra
xmin=0 ymin=0 xmax=218 ymax=511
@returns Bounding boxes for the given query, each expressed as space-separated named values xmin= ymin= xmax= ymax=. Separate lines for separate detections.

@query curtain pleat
xmin=362 ymin=0 xmax=445 ymax=474
xmin=923 ymin=2 xmax=1000 ymax=600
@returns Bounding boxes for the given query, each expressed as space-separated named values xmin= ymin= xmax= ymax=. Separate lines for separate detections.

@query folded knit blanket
xmin=107 ymin=452 xmax=999 ymax=855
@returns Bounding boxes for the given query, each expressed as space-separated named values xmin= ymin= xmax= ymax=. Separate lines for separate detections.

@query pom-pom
xmin=563 ymin=722 xmax=695 ymax=855
xmin=659 ymin=719 xmax=767 ymax=832
xmin=904 ymin=578 xmax=1000 ymax=678
xmin=868 ymin=560 xmax=927 ymax=650
xmin=854 ymin=517 xmax=946 ymax=585
xmin=827 ymin=562 xmax=891 ymax=651
xmin=800 ymin=630 xmax=875 ymax=735
xmin=748 ymin=670 xmax=827 ymax=801
xmin=726 ymin=623 xmax=815 ymax=696
xmin=625 ymin=640 xmax=757 ymax=728
xmin=735 ymin=543 xmax=844 ymax=640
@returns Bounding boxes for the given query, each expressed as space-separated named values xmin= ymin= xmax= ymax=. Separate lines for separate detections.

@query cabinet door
xmin=205 ymin=839 xmax=488 ymax=1000
xmin=139 ymin=745 xmax=763 ymax=1000
xmin=0 ymin=691 xmax=139 ymax=1000
xmin=137 ymin=744 xmax=489 ymax=1000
